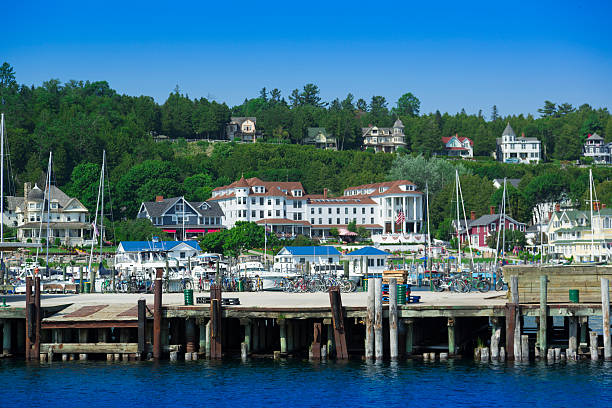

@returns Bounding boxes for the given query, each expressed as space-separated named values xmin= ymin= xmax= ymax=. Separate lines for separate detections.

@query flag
xmin=395 ymin=210 xmax=405 ymax=225
xmin=92 ymin=222 xmax=99 ymax=238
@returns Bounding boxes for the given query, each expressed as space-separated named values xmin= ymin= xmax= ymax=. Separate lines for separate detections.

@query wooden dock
xmin=0 ymin=266 xmax=610 ymax=362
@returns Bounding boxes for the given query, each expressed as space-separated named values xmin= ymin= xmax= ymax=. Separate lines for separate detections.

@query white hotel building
xmin=496 ymin=122 xmax=542 ymax=164
xmin=209 ymin=177 xmax=424 ymax=238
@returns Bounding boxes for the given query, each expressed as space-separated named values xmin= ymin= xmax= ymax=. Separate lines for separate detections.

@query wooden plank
xmin=42 ymin=321 xmax=138 ymax=329
xmin=41 ymin=342 xmax=138 ymax=354
xmin=311 ymin=322 xmax=321 ymax=359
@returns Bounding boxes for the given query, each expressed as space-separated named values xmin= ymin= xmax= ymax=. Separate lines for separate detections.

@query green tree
xmin=393 ymin=92 xmax=420 ymax=116
xmin=538 ymin=100 xmax=557 ymax=118
xmin=64 ymin=162 xmax=101 ymax=211
xmin=110 ymin=219 xmax=170 ymax=243
xmin=389 ymin=154 xmax=471 ymax=195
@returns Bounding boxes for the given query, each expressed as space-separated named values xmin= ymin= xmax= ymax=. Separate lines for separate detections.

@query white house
xmin=273 ymin=246 xmax=341 ymax=273
xmin=441 ymin=134 xmax=473 ymax=158
xmin=496 ymin=123 xmax=541 ymax=164
xmin=345 ymin=246 xmax=390 ymax=276
xmin=225 ymin=117 xmax=259 ymax=142
xmin=6 ymin=182 xmax=91 ymax=246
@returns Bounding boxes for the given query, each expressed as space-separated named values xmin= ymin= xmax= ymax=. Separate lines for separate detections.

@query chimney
xmin=323 ymin=188 xmax=328 ymax=199
xmin=603 ymin=204 xmax=607 ymax=209
xmin=470 ymin=211 xmax=476 ymax=221
xmin=548 ymin=211 xmax=552 ymax=222
xmin=490 ymin=206 xmax=495 ymax=215
xmin=156 ymin=196 xmax=164 ymax=202
xmin=521 ymin=132 xmax=525 ymax=137
xmin=555 ymin=203 xmax=560 ymax=212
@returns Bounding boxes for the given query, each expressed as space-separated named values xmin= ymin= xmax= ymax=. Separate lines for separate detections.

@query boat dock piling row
xmin=1 ymin=267 xmax=612 ymax=363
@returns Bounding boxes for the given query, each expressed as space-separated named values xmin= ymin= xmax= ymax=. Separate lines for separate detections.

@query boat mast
xmin=87 ymin=155 xmax=104 ymax=282
xmin=455 ymin=169 xmax=461 ymax=269
xmin=494 ymin=178 xmax=506 ymax=270
xmin=426 ymin=181 xmax=431 ymax=273
xmin=45 ymin=152 xmax=52 ymax=278
xmin=590 ymin=168 xmax=595 ymax=262
xmin=0 ymin=114 xmax=4 ymax=271
xmin=99 ymin=150 xmax=105 ymax=265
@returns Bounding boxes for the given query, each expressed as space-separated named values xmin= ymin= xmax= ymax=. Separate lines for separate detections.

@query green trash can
xmin=238 ymin=280 xmax=244 ymax=292
xmin=83 ymin=282 xmax=91 ymax=293
xmin=363 ymin=278 xmax=368 ymax=292
xmin=184 ymin=289 xmax=194 ymax=305
xmin=397 ymin=284 xmax=407 ymax=305
xmin=569 ymin=289 xmax=579 ymax=303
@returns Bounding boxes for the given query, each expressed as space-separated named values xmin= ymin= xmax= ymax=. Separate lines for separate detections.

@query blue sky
xmin=3 ymin=0 xmax=611 ymax=116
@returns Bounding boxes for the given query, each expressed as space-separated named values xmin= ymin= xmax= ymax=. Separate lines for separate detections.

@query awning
xmin=163 ymin=229 xmax=176 ymax=233
xmin=186 ymin=229 xmax=207 ymax=233
xmin=207 ymin=229 xmax=220 ymax=233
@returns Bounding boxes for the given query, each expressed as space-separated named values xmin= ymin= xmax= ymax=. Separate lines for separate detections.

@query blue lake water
xmin=2 ymin=358 xmax=611 ymax=408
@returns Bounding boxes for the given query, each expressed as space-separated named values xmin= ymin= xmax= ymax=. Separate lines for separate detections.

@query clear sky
xmin=3 ymin=0 xmax=611 ymax=117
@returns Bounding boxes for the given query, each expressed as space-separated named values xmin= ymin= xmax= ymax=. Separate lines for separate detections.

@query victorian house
xmin=225 ymin=117 xmax=259 ymax=142
xmin=362 ymin=119 xmax=407 ymax=153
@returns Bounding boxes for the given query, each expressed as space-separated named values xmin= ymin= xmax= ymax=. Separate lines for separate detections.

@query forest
xmin=1 ymin=61 xmax=612 ymax=242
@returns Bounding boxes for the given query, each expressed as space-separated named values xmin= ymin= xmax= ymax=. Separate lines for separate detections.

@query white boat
xmin=235 ymin=260 xmax=296 ymax=290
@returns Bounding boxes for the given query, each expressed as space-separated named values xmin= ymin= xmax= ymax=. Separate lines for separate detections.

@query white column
xmin=402 ymin=197 xmax=406 ymax=236
xmin=413 ymin=196 xmax=418 ymax=233
xmin=392 ymin=198 xmax=395 ymax=233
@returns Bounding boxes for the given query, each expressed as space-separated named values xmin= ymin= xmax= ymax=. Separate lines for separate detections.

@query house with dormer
xmin=137 ymin=196 xmax=225 ymax=240
xmin=304 ymin=128 xmax=337 ymax=150
xmin=546 ymin=206 xmax=612 ymax=262
xmin=225 ymin=117 xmax=260 ymax=142
xmin=496 ymin=122 xmax=541 ymax=164
xmin=441 ymin=134 xmax=473 ymax=158
xmin=362 ymin=119 xmax=407 ymax=153
xmin=6 ymin=182 xmax=91 ymax=246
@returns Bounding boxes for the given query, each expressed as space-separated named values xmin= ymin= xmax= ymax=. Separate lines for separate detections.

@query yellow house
xmin=547 ymin=208 xmax=612 ymax=262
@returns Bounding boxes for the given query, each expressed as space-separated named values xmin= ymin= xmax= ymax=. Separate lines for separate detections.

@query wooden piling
xmin=447 ymin=317 xmax=456 ymax=356
xmin=326 ymin=320 xmax=333 ymax=357
xmin=242 ymin=319 xmax=252 ymax=353
xmin=601 ymin=278 xmax=611 ymax=361
xmin=506 ymin=276 xmax=521 ymax=361
xmin=405 ymin=318 xmax=414 ymax=356
xmin=25 ymin=276 xmax=32 ymax=360
xmin=205 ymin=321 xmax=211 ymax=357
xmin=374 ymin=278 xmax=383 ymax=360
xmin=209 ymin=284 xmax=222 ymax=359
xmin=199 ymin=321 xmax=206 ymax=352
xmin=2 ymin=319 xmax=12 ymax=355
xmin=311 ymin=322 xmax=321 ymax=359
xmin=490 ymin=317 xmax=501 ymax=360
xmin=480 ymin=347 xmax=489 ymax=362
xmin=539 ymin=275 xmax=548 ymax=355
xmin=389 ymin=278 xmax=398 ymax=360
xmin=329 ymin=287 xmax=348 ymax=359
xmin=185 ymin=318 xmax=196 ymax=355
xmin=568 ymin=316 xmax=578 ymax=357
xmin=365 ymin=277 xmax=375 ymax=359
xmin=153 ymin=269 xmax=162 ymax=360
xmin=252 ymin=320 xmax=259 ymax=352
xmin=589 ymin=331 xmax=599 ymax=361
xmin=279 ymin=319 xmax=287 ymax=354
xmin=241 ymin=342 xmax=248 ymax=361
xmin=34 ymin=276 xmax=41 ymax=360
xmin=521 ymin=335 xmax=529 ymax=361
xmin=499 ymin=347 xmax=506 ymax=361
xmin=137 ymin=299 xmax=146 ymax=358
xmin=554 ymin=347 xmax=561 ymax=361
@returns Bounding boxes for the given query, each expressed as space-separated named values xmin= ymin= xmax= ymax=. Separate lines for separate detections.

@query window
xmin=276 ymin=210 xmax=280 ymax=217
xmin=300 ymin=258 xmax=305 ymax=263
xmin=260 ymin=211 xmax=264 ymax=218
xmin=251 ymin=198 xmax=256 ymax=205
xmin=268 ymin=210 xmax=272 ymax=217
xmin=276 ymin=199 xmax=280 ymax=205
xmin=371 ymin=208 xmax=374 ymax=214
xmin=319 ymin=218 xmax=322 ymax=224
xmin=345 ymin=208 xmax=348 ymax=214
xmin=336 ymin=208 xmax=340 ymax=214
xmin=328 ymin=208 xmax=332 ymax=214
xmin=252 ymin=210 xmax=256 ymax=218
xmin=328 ymin=218 xmax=332 ymax=224
xmin=268 ymin=199 xmax=272 ymax=206
xmin=371 ymin=218 xmax=374 ymax=223
xmin=260 ymin=197 xmax=264 ymax=205
xmin=176 ymin=203 xmax=184 ymax=212
xmin=353 ymin=208 xmax=357 ymax=214
xmin=311 ymin=218 xmax=315 ymax=224
xmin=345 ymin=218 xmax=349 ymax=224
xmin=180 ymin=252 xmax=186 ymax=259
xmin=336 ymin=218 xmax=340 ymax=224
xmin=362 ymin=218 xmax=365 ymax=224
xmin=311 ymin=208 xmax=315 ymax=214
xmin=362 ymin=208 xmax=366 ymax=214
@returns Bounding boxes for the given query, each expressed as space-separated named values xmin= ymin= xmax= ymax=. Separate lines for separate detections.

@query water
xmin=2 ymin=359 xmax=611 ymax=408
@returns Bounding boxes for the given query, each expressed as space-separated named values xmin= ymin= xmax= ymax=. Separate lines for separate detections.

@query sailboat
xmin=87 ymin=150 xmax=107 ymax=292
